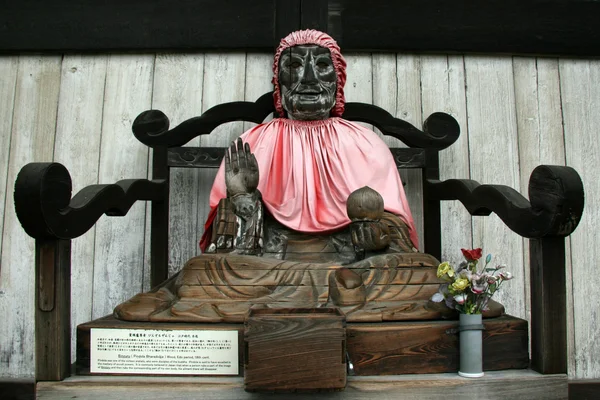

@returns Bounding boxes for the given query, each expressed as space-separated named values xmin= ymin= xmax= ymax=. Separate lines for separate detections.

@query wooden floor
xmin=36 ymin=370 xmax=567 ymax=399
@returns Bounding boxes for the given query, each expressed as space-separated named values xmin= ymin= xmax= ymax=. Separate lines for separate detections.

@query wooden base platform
xmin=36 ymin=371 xmax=567 ymax=400
xmin=77 ymin=314 xmax=528 ymax=376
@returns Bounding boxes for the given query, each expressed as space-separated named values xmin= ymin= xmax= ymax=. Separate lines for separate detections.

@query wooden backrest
xmin=131 ymin=91 xmax=461 ymax=283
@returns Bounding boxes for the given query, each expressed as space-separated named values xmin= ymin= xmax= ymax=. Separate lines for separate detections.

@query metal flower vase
xmin=458 ymin=313 xmax=485 ymax=378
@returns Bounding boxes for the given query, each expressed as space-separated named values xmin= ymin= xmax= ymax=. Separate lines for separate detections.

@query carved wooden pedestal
xmin=244 ymin=308 xmax=347 ymax=392
xmin=77 ymin=315 xmax=528 ymax=378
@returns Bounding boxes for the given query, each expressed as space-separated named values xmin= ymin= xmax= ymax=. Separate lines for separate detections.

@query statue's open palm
xmin=225 ymin=138 xmax=259 ymax=196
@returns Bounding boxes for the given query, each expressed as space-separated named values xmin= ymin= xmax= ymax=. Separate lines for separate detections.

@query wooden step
xmin=36 ymin=370 xmax=567 ymax=400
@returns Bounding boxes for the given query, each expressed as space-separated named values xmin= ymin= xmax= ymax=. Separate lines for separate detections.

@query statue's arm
xmin=206 ymin=138 xmax=264 ymax=255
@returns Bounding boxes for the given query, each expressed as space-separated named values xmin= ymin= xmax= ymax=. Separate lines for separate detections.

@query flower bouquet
xmin=431 ymin=248 xmax=513 ymax=314
xmin=431 ymin=248 xmax=514 ymax=378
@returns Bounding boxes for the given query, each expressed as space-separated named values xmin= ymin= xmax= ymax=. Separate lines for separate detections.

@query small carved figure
xmin=115 ymin=30 xmax=501 ymax=323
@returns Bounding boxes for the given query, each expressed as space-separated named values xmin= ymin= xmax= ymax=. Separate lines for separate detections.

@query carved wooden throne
xmin=14 ymin=91 xmax=584 ymax=388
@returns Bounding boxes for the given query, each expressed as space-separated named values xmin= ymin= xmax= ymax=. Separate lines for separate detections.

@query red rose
xmin=461 ymin=248 xmax=483 ymax=261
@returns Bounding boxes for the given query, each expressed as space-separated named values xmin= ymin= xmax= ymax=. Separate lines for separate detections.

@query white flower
xmin=500 ymin=271 xmax=513 ymax=280
xmin=431 ymin=292 xmax=445 ymax=303
xmin=454 ymin=293 xmax=467 ymax=305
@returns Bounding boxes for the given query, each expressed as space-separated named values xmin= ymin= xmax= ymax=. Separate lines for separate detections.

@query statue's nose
xmin=300 ymin=62 xmax=318 ymax=84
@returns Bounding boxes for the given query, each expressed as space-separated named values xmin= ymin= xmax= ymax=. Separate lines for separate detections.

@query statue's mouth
xmin=295 ymin=89 xmax=323 ymax=101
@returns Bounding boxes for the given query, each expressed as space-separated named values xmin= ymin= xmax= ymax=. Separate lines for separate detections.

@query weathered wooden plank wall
xmin=0 ymin=53 xmax=597 ymax=380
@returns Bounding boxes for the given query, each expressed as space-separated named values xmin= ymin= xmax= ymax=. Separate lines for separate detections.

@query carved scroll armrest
xmin=14 ymin=162 xmax=167 ymax=240
xmin=132 ymin=92 xmax=275 ymax=148
xmin=426 ymin=165 xmax=584 ymax=238
xmin=343 ymin=105 xmax=460 ymax=149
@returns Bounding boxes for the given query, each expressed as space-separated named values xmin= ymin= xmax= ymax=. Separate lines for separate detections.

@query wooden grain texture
xmin=464 ymin=56 xmax=526 ymax=320
xmin=420 ymin=55 xmax=472 ymax=264
xmin=35 ymin=371 xmax=568 ymax=400
xmin=533 ymin=58 xmax=575 ymax=376
xmin=74 ymin=313 xmax=523 ymax=380
xmin=0 ymin=55 xmax=62 ymax=378
xmin=529 ymin=237 xmax=567 ymax=374
xmin=512 ymin=58 xmax=568 ymax=367
xmin=0 ymin=57 xmax=18 ymax=280
xmin=91 ymin=55 xmax=154 ymax=319
xmin=344 ymin=54 xmax=373 ymax=131
xmin=243 ymin=54 xmax=273 ymax=131
xmin=52 ymin=55 xmax=108 ymax=364
xmin=559 ymin=59 xmax=600 ymax=380
xmin=196 ymin=54 xmax=246 ymax=238
xmin=244 ymin=308 xmax=346 ymax=391
xmin=513 ymin=58 xmax=566 ymax=326
xmin=347 ymin=316 xmax=528 ymax=375
xmin=152 ymin=54 xmax=205 ymax=279
xmin=370 ymin=53 xmax=425 ymax=249
xmin=35 ymin=239 xmax=71 ymax=380
xmin=395 ymin=55 xmax=424 ymax=249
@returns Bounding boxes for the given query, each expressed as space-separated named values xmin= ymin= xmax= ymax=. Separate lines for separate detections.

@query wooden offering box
xmin=244 ymin=308 xmax=346 ymax=392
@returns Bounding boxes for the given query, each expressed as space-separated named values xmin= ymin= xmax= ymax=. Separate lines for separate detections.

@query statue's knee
xmin=335 ymin=267 xmax=362 ymax=289
xmin=328 ymin=267 xmax=366 ymax=307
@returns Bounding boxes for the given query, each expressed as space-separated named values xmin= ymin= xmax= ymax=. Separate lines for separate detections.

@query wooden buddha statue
xmin=115 ymin=30 xmax=501 ymax=323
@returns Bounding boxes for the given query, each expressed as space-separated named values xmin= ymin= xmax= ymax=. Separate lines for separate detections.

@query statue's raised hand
xmin=225 ymin=138 xmax=259 ymax=197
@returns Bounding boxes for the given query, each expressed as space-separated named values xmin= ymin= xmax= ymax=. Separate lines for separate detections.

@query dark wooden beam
xmin=275 ymin=0 xmax=301 ymax=46
xmin=301 ymin=0 xmax=328 ymax=32
xmin=0 ymin=379 xmax=35 ymax=400
xmin=132 ymin=94 xmax=459 ymax=150
xmin=530 ymin=237 xmax=567 ymax=374
xmin=2 ymin=0 xmax=600 ymax=56
xmin=0 ymin=0 xmax=276 ymax=53
xmin=35 ymin=239 xmax=71 ymax=381
xmin=167 ymin=147 xmax=427 ymax=169
xmin=423 ymin=150 xmax=441 ymax=260
xmin=569 ymin=380 xmax=600 ymax=400
xmin=150 ymin=147 xmax=169 ymax=288
xmin=333 ymin=0 xmax=600 ymax=56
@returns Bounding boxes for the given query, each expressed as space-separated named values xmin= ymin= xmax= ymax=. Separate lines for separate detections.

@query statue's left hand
xmin=350 ymin=220 xmax=391 ymax=252
xmin=225 ymin=138 xmax=259 ymax=197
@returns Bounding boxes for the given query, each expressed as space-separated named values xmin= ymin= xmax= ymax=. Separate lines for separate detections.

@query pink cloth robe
xmin=200 ymin=117 xmax=418 ymax=250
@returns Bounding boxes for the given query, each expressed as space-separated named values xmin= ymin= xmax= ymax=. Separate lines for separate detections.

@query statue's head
xmin=273 ymin=30 xmax=347 ymax=120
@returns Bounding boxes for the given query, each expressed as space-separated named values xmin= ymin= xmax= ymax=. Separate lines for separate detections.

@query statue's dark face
xmin=278 ymin=45 xmax=337 ymax=120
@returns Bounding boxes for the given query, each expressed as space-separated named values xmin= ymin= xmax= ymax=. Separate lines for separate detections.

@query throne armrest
xmin=14 ymin=162 xmax=167 ymax=240
xmin=427 ymin=164 xmax=584 ymax=374
xmin=426 ymin=165 xmax=584 ymax=238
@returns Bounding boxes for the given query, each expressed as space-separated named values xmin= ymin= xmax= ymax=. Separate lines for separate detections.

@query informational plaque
xmin=90 ymin=328 xmax=238 ymax=375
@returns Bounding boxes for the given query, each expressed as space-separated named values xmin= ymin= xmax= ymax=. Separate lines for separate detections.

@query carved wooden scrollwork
xmin=343 ymin=104 xmax=460 ymax=149
xmin=388 ymin=148 xmax=426 ymax=168
xmin=427 ymin=165 xmax=584 ymax=238
xmin=132 ymin=92 xmax=276 ymax=148
xmin=14 ymin=163 xmax=167 ymax=240
xmin=167 ymin=147 xmax=225 ymax=168
xmin=132 ymin=91 xmax=460 ymax=150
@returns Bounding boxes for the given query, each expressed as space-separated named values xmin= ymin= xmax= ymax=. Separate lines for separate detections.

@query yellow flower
xmin=452 ymin=278 xmax=470 ymax=292
xmin=437 ymin=262 xmax=455 ymax=282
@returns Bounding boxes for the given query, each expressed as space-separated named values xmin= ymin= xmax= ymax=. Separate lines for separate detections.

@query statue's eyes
xmin=290 ymin=62 xmax=302 ymax=69
xmin=316 ymin=61 xmax=330 ymax=69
